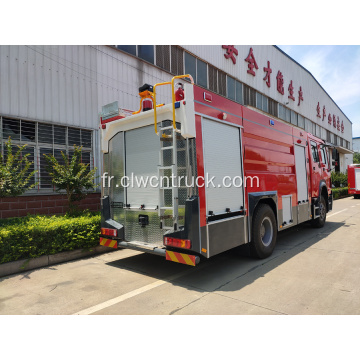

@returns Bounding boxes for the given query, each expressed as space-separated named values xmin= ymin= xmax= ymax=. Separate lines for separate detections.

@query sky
xmin=277 ymin=46 xmax=360 ymax=138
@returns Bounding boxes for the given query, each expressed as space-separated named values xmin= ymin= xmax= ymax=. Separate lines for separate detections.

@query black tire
xmin=312 ymin=196 xmax=326 ymax=228
xmin=250 ymin=204 xmax=277 ymax=259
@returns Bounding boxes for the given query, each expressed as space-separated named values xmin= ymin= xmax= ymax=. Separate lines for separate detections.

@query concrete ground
xmin=1 ymin=196 xmax=360 ymax=315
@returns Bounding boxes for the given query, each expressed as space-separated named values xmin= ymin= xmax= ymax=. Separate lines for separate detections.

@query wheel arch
xmin=319 ymin=180 xmax=329 ymax=212
xmin=248 ymin=191 xmax=278 ymax=242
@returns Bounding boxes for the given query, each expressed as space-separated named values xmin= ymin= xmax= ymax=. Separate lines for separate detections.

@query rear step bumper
xmin=100 ymin=239 xmax=200 ymax=266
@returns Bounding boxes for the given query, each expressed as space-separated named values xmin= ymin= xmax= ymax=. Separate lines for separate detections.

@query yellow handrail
xmin=153 ymin=81 xmax=171 ymax=135
xmin=134 ymin=75 xmax=195 ymax=136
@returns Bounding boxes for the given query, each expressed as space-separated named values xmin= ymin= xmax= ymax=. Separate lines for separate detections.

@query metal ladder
xmin=158 ymin=124 xmax=180 ymax=231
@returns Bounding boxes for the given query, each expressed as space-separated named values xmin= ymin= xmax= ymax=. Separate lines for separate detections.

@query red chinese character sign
xmin=288 ymin=80 xmax=295 ymax=101
xmin=263 ymin=61 xmax=272 ymax=87
xmin=323 ymin=106 xmax=326 ymax=121
xmin=222 ymin=45 xmax=238 ymax=65
xmin=328 ymin=114 xmax=332 ymax=125
xmin=341 ymin=121 xmax=344 ymax=133
xmin=276 ymin=71 xmax=284 ymax=95
xmin=316 ymin=102 xmax=321 ymax=118
xmin=298 ymin=86 xmax=303 ymax=106
xmin=245 ymin=47 xmax=258 ymax=76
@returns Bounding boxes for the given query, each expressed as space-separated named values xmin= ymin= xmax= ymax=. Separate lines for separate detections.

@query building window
xmin=208 ymin=65 xmax=218 ymax=93
xmin=290 ymin=110 xmax=297 ymax=126
xmin=298 ymin=114 xmax=305 ymax=129
xmin=243 ymin=85 xmax=256 ymax=107
xmin=138 ymin=45 xmax=154 ymax=64
xmin=235 ymin=81 xmax=243 ymax=104
xmin=326 ymin=130 xmax=331 ymax=143
xmin=256 ymin=92 xmax=268 ymax=112
xmin=184 ymin=52 xmax=208 ymax=88
xmin=197 ymin=58 xmax=207 ymax=88
xmin=184 ymin=52 xmax=196 ymax=84
xmin=279 ymin=104 xmax=290 ymax=123
xmin=268 ymin=99 xmax=278 ymax=117
xmin=171 ymin=46 xmax=183 ymax=75
xmin=0 ymin=116 xmax=93 ymax=193
xmin=116 ymin=45 xmax=136 ymax=56
xmin=218 ymin=70 xmax=227 ymax=97
xmin=156 ymin=45 xmax=170 ymax=72
xmin=227 ymin=77 xmax=235 ymax=101
xmin=334 ymin=134 xmax=338 ymax=146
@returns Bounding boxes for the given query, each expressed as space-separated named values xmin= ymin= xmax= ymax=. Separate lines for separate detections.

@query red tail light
xmin=101 ymin=228 xmax=117 ymax=237
xmin=164 ymin=237 xmax=191 ymax=249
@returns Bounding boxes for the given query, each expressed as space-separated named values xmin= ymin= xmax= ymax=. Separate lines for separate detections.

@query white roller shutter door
xmin=202 ymin=118 xmax=244 ymax=215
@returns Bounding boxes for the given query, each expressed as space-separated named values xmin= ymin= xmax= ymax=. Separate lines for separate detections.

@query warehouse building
xmin=353 ymin=137 xmax=360 ymax=153
xmin=0 ymin=45 xmax=353 ymax=218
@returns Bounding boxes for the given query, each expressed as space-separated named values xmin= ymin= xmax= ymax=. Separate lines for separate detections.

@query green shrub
xmin=331 ymin=171 xmax=348 ymax=188
xmin=332 ymin=187 xmax=349 ymax=200
xmin=0 ymin=212 xmax=100 ymax=264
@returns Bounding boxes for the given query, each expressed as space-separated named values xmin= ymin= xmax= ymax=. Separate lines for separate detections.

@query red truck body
xmin=100 ymin=77 xmax=333 ymax=265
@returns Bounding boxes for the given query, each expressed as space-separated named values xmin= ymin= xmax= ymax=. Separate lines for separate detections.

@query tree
xmin=0 ymin=138 xmax=37 ymax=197
xmin=44 ymin=146 xmax=98 ymax=210
xmin=353 ymin=152 xmax=360 ymax=164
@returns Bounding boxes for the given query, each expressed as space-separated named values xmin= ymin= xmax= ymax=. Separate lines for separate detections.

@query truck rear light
xmin=164 ymin=237 xmax=191 ymax=249
xmin=101 ymin=228 xmax=117 ymax=237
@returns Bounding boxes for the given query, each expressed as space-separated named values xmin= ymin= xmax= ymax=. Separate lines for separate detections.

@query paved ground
xmin=1 ymin=196 xmax=360 ymax=315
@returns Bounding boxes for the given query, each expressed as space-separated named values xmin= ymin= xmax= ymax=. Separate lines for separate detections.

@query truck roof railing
xmin=133 ymin=74 xmax=194 ymax=137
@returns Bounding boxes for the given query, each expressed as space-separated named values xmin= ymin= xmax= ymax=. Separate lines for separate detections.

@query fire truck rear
xmin=99 ymin=75 xmax=332 ymax=266
xmin=347 ymin=164 xmax=360 ymax=198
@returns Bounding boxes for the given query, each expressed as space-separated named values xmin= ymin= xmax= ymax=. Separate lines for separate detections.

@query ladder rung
xmin=158 ymin=166 xmax=173 ymax=170
xmin=161 ymin=146 xmax=174 ymax=150
xmin=160 ymin=126 xmax=176 ymax=131
xmin=160 ymin=207 xmax=173 ymax=210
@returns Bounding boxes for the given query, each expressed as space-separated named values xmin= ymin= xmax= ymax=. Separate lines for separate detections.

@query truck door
xmin=294 ymin=144 xmax=309 ymax=223
xmin=319 ymin=144 xmax=331 ymax=189
xmin=309 ymin=140 xmax=321 ymax=198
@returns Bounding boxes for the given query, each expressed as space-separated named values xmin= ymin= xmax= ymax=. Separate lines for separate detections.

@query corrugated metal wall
xmin=0 ymin=45 xmax=175 ymax=186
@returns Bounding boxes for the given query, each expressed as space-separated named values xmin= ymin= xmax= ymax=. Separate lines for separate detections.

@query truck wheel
xmin=312 ymin=196 xmax=326 ymax=228
xmin=250 ymin=204 xmax=277 ymax=259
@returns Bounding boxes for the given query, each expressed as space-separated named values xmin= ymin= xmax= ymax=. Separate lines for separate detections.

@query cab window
xmin=311 ymin=142 xmax=319 ymax=163
xmin=320 ymin=146 xmax=328 ymax=166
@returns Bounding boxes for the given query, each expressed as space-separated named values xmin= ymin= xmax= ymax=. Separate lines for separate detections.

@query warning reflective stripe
xmin=166 ymin=251 xmax=196 ymax=266
xmin=99 ymin=237 xmax=118 ymax=248
xmin=167 ymin=251 xmax=179 ymax=263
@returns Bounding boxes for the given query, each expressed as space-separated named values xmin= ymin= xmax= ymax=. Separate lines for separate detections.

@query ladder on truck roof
xmin=132 ymin=74 xmax=194 ymax=232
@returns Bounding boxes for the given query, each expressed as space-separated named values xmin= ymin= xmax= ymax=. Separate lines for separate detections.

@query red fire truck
xmin=99 ymin=75 xmax=332 ymax=266
xmin=347 ymin=164 xmax=360 ymax=198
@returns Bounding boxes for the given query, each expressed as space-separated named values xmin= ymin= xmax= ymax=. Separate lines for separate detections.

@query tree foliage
xmin=45 ymin=146 xmax=98 ymax=209
xmin=0 ymin=138 xmax=37 ymax=197
xmin=353 ymin=152 xmax=360 ymax=164
xmin=331 ymin=171 xmax=348 ymax=188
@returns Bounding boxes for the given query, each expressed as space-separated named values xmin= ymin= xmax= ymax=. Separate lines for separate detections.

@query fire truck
xmin=99 ymin=74 xmax=332 ymax=266
xmin=347 ymin=164 xmax=360 ymax=198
